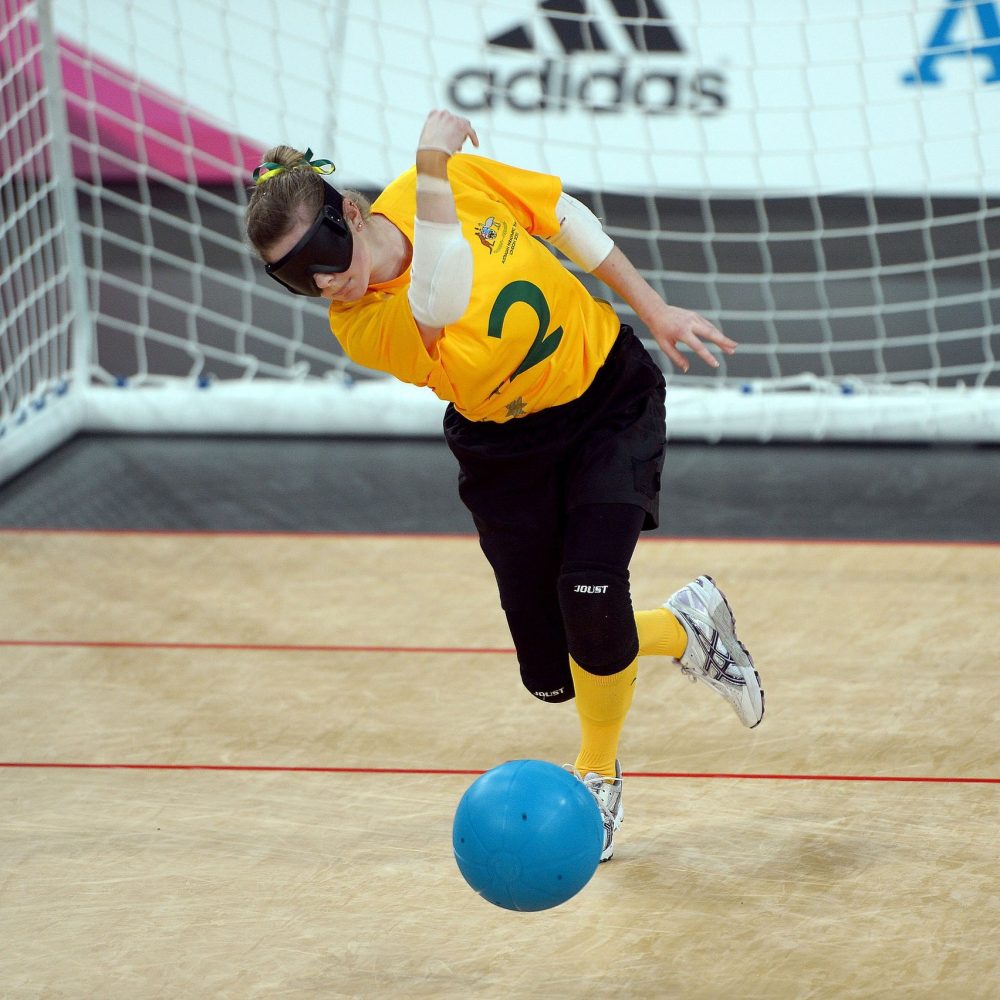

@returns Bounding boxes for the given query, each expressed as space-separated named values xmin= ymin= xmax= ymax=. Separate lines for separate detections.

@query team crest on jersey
xmin=505 ymin=396 xmax=527 ymax=418
xmin=475 ymin=215 xmax=508 ymax=252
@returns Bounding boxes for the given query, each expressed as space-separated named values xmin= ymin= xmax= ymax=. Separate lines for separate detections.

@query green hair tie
xmin=303 ymin=148 xmax=336 ymax=175
xmin=252 ymin=161 xmax=283 ymax=184
xmin=252 ymin=148 xmax=336 ymax=185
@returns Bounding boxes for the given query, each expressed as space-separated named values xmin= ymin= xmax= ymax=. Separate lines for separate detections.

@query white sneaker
xmin=580 ymin=759 xmax=624 ymax=863
xmin=665 ymin=575 xmax=765 ymax=728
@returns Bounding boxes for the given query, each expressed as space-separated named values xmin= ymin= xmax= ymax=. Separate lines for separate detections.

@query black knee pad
xmin=557 ymin=568 xmax=638 ymax=675
xmin=521 ymin=664 xmax=575 ymax=704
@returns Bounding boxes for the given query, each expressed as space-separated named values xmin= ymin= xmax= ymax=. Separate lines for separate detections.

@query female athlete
xmin=245 ymin=109 xmax=765 ymax=861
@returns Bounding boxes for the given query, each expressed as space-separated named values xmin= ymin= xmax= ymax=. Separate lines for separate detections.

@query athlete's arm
xmin=546 ymin=192 xmax=614 ymax=273
xmin=547 ymin=195 xmax=733 ymax=371
xmin=409 ymin=111 xmax=479 ymax=351
xmin=593 ymin=247 xmax=737 ymax=372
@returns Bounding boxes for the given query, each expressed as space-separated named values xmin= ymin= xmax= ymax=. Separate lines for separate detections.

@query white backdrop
xmin=50 ymin=0 xmax=1000 ymax=194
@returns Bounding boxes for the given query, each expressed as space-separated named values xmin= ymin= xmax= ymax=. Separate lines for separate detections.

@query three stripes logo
xmin=447 ymin=0 xmax=727 ymax=116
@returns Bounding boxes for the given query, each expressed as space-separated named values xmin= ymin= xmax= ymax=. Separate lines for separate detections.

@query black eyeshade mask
xmin=265 ymin=181 xmax=354 ymax=297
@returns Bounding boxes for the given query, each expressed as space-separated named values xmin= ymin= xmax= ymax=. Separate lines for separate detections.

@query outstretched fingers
xmin=659 ymin=310 xmax=738 ymax=372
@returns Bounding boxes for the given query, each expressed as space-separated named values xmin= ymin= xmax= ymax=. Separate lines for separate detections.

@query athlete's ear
xmin=342 ymin=199 xmax=362 ymax=231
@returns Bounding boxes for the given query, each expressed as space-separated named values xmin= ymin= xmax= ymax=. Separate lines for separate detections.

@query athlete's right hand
xmin=416 ymin=109 xmax=480 ymax=157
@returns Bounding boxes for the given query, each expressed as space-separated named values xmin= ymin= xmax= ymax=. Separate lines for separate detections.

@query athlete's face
xmin=265 ymin=202 xmax=371 ymax=303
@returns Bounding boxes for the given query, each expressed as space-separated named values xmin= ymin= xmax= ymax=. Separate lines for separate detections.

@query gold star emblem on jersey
xmin=505 ymin=396 xmax=527 ymax=418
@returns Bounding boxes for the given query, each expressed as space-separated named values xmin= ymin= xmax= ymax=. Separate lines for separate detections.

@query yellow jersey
xmin=328 ymin=155 xmax=621 ymax=423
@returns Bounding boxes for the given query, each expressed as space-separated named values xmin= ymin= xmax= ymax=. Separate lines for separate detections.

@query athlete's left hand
xmin=643 ymin=301 xmax=737 ymax=372
xmin=417 ymin=109 xmax=480 ymax=157
xmin=592 ymin=247 xmax=736 ymax=373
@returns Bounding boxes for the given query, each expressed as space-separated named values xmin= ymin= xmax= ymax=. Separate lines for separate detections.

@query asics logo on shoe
xmin=699 ymin=628 xmax=746 ymax=685
xmin=573 ymin=584 xmax=608 ymax=593
xmin=679 ymin=612 xmax=747 ymax=685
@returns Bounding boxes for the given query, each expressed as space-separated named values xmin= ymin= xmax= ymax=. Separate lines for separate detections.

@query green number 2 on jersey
xmin=487 ymin=280 xmax=564 ymax=394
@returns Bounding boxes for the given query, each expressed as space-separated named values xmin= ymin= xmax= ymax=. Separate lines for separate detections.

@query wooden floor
xmin=1 ymin=530 xmax=998 ymax=999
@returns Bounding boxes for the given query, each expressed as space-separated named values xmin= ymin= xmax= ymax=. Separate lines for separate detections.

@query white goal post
xmin=2 ymin=0 xmax=999 ymax=484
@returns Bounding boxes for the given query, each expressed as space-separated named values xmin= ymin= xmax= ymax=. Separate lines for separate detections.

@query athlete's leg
xmin=635 ymin=607 xmax=688 ymax=658
xmin=473 ymin=503 xmax=574 ymax=704
xmin=444 ymin=401 xmax=575 ymax=704
xmin=558 ymin=503 xmax=646 ymax=780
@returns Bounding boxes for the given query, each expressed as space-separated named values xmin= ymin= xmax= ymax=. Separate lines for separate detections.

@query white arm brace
xmin=546 ymin=192 xmax=614 ymax=272
xmin=407 ymin=217 xmax=474 ymax=329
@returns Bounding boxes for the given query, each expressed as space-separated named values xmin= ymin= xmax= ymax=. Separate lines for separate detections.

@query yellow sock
xmin=635 ymin=608 xmax=687 ymax=658
xmin=570 ymin=657 xmax=638 ymax=780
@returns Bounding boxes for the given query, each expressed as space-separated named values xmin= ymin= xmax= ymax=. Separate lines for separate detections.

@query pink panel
xmin=2 ymin=0 xmax=261 ymax=185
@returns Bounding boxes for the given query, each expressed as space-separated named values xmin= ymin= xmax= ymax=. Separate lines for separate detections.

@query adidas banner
xmin=44 ymin=0 xmax=1000 ymax=194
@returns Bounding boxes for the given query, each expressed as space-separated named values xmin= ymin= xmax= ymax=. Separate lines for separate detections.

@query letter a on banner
xmin=903 ymin=0 xmax=1000 ymax=83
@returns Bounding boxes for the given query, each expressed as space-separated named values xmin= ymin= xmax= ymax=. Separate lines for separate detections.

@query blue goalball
xmin=452 ymin=759 xmax=604 ymax=911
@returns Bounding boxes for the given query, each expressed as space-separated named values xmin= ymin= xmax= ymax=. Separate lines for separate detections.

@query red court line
xmin=2 ymin=526 xmax=997 ymax=547
xmin=0 ymin=639 xmax=514 ymax=655
xmin=1 ymin=762 xmax=996 ymax=784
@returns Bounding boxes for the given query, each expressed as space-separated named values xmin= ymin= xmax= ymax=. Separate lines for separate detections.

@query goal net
xmin=3 ymin=0 xmax=999 ymax=483
xmin=1 ymin=0 xmax=87 ymax=483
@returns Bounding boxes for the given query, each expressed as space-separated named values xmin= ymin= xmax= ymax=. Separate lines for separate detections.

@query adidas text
xmin=448 ymin=59 xmax=725 ymax=116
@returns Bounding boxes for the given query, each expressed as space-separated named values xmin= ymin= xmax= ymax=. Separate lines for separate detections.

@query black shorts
xmin=443 ymin=325 xmax=667 ymax=532
xmin=444 ymin=325 xmax=666 ymax=700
